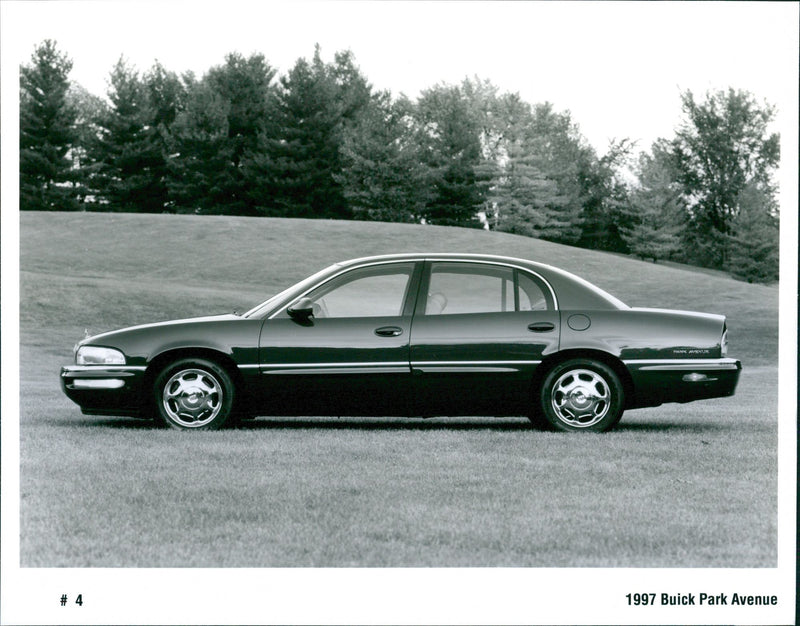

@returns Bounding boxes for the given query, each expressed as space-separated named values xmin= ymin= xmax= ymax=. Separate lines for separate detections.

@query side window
xmin=424 ymin=263 xmax=552 ymax=315
xmin=305 ymin=263 xmax=414 ymax=318
xmin=425 ymin=263 xmax=515 ymax=315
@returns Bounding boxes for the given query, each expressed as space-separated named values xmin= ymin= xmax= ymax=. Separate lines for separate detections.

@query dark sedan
xmin=61 ymin=254 xmax=741 ymax=432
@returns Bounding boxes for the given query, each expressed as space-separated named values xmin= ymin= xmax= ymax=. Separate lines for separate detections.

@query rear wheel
xmin=539 ymin=358 xmax=624 ymax=432
xmin=154 ymin=358 xmax=234 ymax=430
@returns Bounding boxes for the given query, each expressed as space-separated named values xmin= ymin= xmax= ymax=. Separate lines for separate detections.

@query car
xmin=61 ymin=253 xmax=741 ymax=432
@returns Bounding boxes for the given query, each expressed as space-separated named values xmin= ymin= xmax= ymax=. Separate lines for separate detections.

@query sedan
xmin=61 ymin=253 xmax=741 ymax=432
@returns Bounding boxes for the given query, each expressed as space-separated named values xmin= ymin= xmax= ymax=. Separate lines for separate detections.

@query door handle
xmin=527 ymin=322 xmax=555 ymax=332
xmin=375 ymin=326 xmax=403 ymax=337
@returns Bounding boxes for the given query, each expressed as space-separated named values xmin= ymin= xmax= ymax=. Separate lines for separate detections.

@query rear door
xmin=409 ymin=261 xmax=559 ymax=416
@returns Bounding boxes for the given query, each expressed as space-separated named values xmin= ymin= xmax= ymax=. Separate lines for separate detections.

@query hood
xmin=79 ymin=313 xmax=240 ymax=347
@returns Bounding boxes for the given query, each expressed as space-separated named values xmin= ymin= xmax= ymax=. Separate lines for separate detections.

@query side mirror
xmin=287 ymin=297 xmax=314 ymax=320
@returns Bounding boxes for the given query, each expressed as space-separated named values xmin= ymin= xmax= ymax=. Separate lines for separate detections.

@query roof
xmin=336 ymin=253 xmax=628 ymax=310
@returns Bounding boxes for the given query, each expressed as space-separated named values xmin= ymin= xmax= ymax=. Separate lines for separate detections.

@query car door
xmin=256 ymin=261 xmax=422 ymax=416
xmin=409 ymin=261 xmax=559 ymax=416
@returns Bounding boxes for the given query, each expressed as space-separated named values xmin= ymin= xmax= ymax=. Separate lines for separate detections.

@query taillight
xmin=721 ymin=326 xmax=729 ymax=357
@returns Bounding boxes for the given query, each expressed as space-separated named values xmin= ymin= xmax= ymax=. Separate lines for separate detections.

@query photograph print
xmin=2 ymin=1 xmax=797 ymax=624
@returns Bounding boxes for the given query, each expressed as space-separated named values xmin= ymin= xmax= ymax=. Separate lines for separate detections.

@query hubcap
xmin=162 ymin=368 xmax=222 ymax=428
xmin=551 ymin=368 xmax=610 ymax=428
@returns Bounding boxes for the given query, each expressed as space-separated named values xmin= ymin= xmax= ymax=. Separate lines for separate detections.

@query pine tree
xmin=142 ymin=61 xmax=185 ymax=211
xmin=65 ymin=83 xmax=107 ymax=205
xmin=90 ymin=59 xmax=186 ymax=212
xmin=245 ymin=47 xmax=369 ymax=218
xmin=621 ymin=145 xmax=685 ymax=263
xmin=493 ymin=140 xmax=564 ymax=236
xmin=91 ymin=58 xmax=158 ymax=211
xmin=621 ymin=196 xmax=684 ymax=263
xmin=522 ymin=103 xmax=589 ymax=244
xmin=476 ymin=90 xmax=530 ymax=229
xmin=336 ymin=93 xmax=429 ymax=222
xmin=726 ymin=183 xmax=779 ymax=283
xmin=19 ymin=40 xmax=78 ymax=211
xmin=167 ymin=79 xmax=235 ymax=213
xmin=415 ymin=84 xmax=485 ymax=227
xmin=204 ymin=52 xmax=276 ymax=214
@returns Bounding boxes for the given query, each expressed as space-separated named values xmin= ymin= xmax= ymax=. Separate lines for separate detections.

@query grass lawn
xmin=18 ymin=211 xmax=779 ymax=567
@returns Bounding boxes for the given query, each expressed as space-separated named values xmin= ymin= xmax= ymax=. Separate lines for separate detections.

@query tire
xmin=539 ymin=358 xmax=624 ymax=432
xmin=153 ymin=358 xmax=235 ymax=430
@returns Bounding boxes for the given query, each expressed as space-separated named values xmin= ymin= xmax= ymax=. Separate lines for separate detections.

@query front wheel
xmin=154 ymin=358 xmax=234 ymax=430
xmin=539 ymin=358 xmax=624 ymax=432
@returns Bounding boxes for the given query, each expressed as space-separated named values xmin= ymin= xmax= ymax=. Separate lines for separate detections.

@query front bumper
xmin=60 ymin=365 xmax=147 ymax=416
xmin=625 ymin=358 xmax=742 ymax=409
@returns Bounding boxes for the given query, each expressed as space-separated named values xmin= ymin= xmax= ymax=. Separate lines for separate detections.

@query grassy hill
xmin=21 ymin=211 xmax=778 ymax=364
xmin=17 ymin=211 xmax=780 ymax=568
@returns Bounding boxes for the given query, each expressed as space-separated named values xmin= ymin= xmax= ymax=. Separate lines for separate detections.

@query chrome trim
xmin=266 ymin=257 xmax=560 ymax=319
xmin=414 ymin=366 xmax=525 ymax=373
xmin=624 ymin=358 xmax=740 ymax=372
xmin=623 ymin=358 xmax=738 ymax=364
xmin=264 ymin=367 xmax=410 ymax=375
xmin=267 ymin=259 xmax=420 ymax=320
xmin=413 ymin=360 xmax=542 ymax=366
xmin=262 ymin=361 xmax=408 ymax=368
xmin=639 ymin=364 xmax=738 ymax=372
xmin=261 ymin=361 xmax=410 ymax=375
xmin=259 ymin=359 xmax=543 ymax=374
xmin=62 ymin=365 xmax=147 ymax=373
xmin=412 ymin=360 xmax=542 ymax=373
xmin=423 ymin=258 xmax=559 ymax=311
xmin=71 ymin=379 xmax=125 ymax=389
xmin=261 ymin=359 xmax=542 ymax=368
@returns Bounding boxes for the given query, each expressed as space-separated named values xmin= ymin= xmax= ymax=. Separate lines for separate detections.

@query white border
xmin=2 ymin=2 xmax=797 ymax=624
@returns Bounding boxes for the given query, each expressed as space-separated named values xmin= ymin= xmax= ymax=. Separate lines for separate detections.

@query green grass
xmin=18 ymin=211 xmax=778 ymax=567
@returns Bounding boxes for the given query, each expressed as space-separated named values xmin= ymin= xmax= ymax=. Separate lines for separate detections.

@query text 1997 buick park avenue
xmin=61 ymin=254 xmax=741 ymax=432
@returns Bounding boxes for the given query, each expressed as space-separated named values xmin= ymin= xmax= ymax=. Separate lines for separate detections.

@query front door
xmin=410 ymin=261 xmax=560 ymax=416
xmin=257 ymin=261 xmax=421 ymax=416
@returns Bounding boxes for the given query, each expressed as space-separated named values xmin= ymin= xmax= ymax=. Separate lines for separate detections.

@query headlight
xmin=76 ymin=346 xmax=126 ymax=365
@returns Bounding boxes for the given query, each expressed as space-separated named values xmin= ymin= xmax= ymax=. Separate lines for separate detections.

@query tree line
xmin=20 ymin=40 xmax=780 ymax=283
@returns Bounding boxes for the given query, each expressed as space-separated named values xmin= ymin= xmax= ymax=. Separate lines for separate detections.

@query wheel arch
xmin=143 ymin=347 xmax=247 ymax=411
xmin=533 ymin=349 xmax=636 ymax=409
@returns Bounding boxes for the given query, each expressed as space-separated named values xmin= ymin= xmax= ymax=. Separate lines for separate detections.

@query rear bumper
xmin=625 ymin=358 xmax=742 ymax=409
xmin=60 ymin=365 xmax=147 ymax=416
